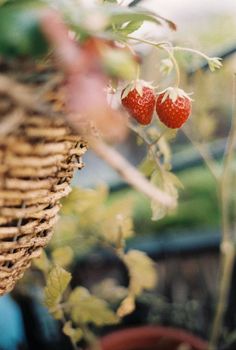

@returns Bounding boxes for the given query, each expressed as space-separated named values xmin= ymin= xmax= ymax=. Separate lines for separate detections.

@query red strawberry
xmin=156 ymin=88 xmax=192 ymax=129
xmin=121 ymin=81 xmax=155 ymax=125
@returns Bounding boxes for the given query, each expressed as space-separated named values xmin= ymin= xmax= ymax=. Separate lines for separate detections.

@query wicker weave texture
xmin=0 ymin=114 xmax=87 ymax=295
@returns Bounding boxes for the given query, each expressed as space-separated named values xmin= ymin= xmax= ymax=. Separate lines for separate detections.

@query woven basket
xmin=0 ymin=63 xmax=87 ymax=295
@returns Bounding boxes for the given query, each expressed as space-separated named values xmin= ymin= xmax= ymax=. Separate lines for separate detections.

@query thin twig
xmin=90 ymin=137 xmax=175 ymax=208
xmin=208 ymin=243 xmax=235 ymax=350
xmin=128 ymin=122 xmax=165 ymax=176
xmin=208 ymin=74 xmax=236 ymax=350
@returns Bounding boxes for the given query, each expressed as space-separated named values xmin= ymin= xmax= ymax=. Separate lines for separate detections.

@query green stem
xmin=128 ymin=122 xmax=165 ymax=177
xmin=165 ymin=49 xmax=180 ymax=87
xmin=208 ymin=74 xmax=236 ymax=350
xmin=208 ymin=244 xmax=235 ymax=350
xmin=173 ymin=46 xmax=211 ymax=61
xmin=126 ymin=36 xmax=180 ymax=87
xmin=136 ymin=64 xmax=140 ymax=80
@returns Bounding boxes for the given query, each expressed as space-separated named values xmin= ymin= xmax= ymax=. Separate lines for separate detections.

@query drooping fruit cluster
xmin=121 ymin=82 xmax=192 ymax=129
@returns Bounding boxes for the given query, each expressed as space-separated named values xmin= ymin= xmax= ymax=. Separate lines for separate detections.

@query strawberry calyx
xmin=121 ymin=79 xmax=155 ymax=99
xmin=157 ymin=87 xmax=193 ymax=104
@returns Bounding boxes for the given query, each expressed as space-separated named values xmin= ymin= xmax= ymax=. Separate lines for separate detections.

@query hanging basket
xmin=0 ymin=62 xmax=87 ymax=295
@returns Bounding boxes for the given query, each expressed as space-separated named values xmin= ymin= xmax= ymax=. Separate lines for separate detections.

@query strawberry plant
xmin=0 ymin=1 xmax=231 ymax=350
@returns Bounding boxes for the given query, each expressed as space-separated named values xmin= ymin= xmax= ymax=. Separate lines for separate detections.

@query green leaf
xmin=150 ymin=170 xmax=178 ymax=220
xmin=52 ymin=308 xmax=64 ymax=320
xmin=33 ymin=250 xmax=50 ymax=273
xmin=165 ymin=171 xmax=184 ymax=190
xmin=100 ymin=195 xmax=134 ymax=243
xmin=110 ymin=8 xmax=162 ymax=27
xmin=44 ymin=265 xmax=71 ymax=309
xmin=68 ymin=287 xmax=119 ymax=326
xmin=120 ymin=20 xmax=143 ymax=35
xmin=0 ymin=1 xmax=48 ymax=57
xmin=92 ymin=278 xmax=127 ymax=303
xmin=52 ymin=246 xmax=74 ymax=268
xmin=123 ymin=250 xmax=157 ymax=295
xmin=62 ymin=185 xmax=108 ymax=216
xmin=164 ymin=128 xmax=178 ymax=141
xmin=106 ymin=6 xmax=176 ymax=31
xmin=139 ymin=158 xmax=156 ymax=177
xmin=63 ymin=321 xmax=83 ymax=343
xmin=117 ymin=295 xmax=135 ymax=317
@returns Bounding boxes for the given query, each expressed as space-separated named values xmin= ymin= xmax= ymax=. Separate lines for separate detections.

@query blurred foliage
xmin=0 ymin=0 xmax=175 ymax=62
xmin=129 ymin=122 xmax=182 ymax=220
xmin=110 ymin=164 xmax=220 ymax=235
xmin=53 ymin=185 xmax=134 ymax=253
xmin=33 ymin=186 xmax=157 ymax=347
xmin=0 ymin=1 xmax=48 ymax=57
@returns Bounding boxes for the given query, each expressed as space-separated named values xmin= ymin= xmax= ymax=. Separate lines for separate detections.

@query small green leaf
xmin=150 ymin=170 xmax=178 ymax=220
xmin=106 ymin=6 xmax=176 ymax=31
xmin=139 ymin=158 xmax=156 ymax=177
xmin=92 ymin=278 xmax=127 ymax=303
xmin=123 ymin=250 xmax=157 ymax=295
xmin=165 ymin=171 xmax=184 ymax=189
xmin=164 ymin=128 xmax=178 ymax=141
xmin=52 ymin=308 xmax=64 ymax=320
xmin=52 ymin=246 xmax=74 ymax=268
xmin=117 ymin=295 xmax=135 ymax=317
xmin=44 ymin=265 xmax=71 ymax=309
xmin=68 ymin=287 xmax=119 ymax=326
xmin=63 ymin=321 xmax=83 ymax=343
xmin=120 ymin=20 xmax=143 ymax=35
xmin=110 ymin=10 xmax=161 ymax=27
xmin=33 ymin=250 xmax=50 ymax=273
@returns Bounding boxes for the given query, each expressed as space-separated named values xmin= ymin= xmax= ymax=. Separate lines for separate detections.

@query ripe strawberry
xmin=156 ymin=88 xmax=192 ymax=129
xmin=121 ymin=81 xmax=155 ymax=125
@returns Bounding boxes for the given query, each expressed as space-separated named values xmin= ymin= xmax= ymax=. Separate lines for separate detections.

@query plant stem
xmin=127 ymin=122 xmax=165 ymax=175
xmin=90 ymin=136 xmax=175 ymax=208
xmin=208 ymin=74 xmax=236 ymax=350
xmin=126 ymin=36 xmax=180 ymax=87
xmin=127 ymin=36 xmax=171 ymax=49
xmin=208 ymin=243 xmax=235 ymax=350
xmin=80 ymin=324 xmax=101 ymax=350
xmin=166 ymin=49 xmax=180 ymax=87
xmin=173 ymin=46 xmax=211 ymax=61
xmin=61 ymin=315 xmax=80 ymax=350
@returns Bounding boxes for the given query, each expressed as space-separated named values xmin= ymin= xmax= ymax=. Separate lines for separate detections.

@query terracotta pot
xmin=99 ymin=326 xmax=208 ymax=350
